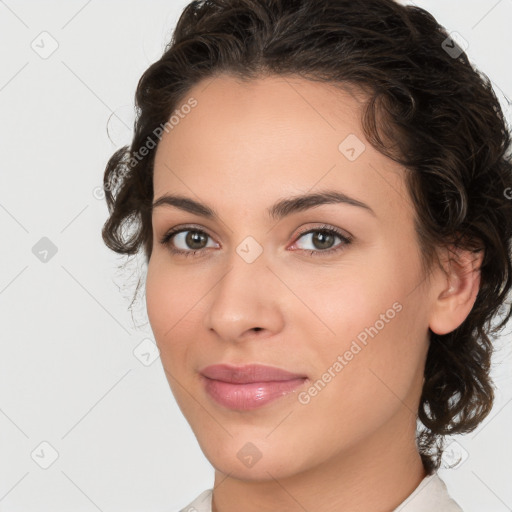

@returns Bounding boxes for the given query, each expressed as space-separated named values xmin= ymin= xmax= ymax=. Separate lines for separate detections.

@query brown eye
xmin=183 ymin=230 xmax=209 ymax=250
xmin=293 ymin=226 xmax=353 ymax=256
xmin=160 ymin=227 xmax=218 ymax=256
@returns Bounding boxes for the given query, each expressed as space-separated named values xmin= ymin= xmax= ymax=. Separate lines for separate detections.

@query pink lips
xmin=200 ymin=363 xmax=308 ymax=410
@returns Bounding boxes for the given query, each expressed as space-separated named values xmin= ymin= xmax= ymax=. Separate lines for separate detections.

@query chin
xmin=194 ymin=431 xmax=306 ymax=480
xmin=206 ymin=450 xmax=305 ymax=482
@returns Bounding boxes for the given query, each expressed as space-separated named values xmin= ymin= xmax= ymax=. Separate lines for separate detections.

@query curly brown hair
xmin=101 ymin=0 xmax=512 ymax=474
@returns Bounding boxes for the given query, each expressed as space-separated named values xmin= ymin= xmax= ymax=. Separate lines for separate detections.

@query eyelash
xmin=158 ymin=224 xmax=353 ymax=258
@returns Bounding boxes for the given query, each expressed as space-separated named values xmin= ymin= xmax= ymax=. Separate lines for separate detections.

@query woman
xmin=101 ymin=0 xmax=512 ymax=510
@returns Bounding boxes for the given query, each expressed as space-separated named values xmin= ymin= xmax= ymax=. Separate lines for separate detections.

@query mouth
xmin=199 ymin=363 xmax=309 ymax=411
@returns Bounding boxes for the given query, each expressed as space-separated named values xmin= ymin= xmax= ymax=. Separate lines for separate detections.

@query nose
xmin=203 ymin=249 xmax=285 ymax=343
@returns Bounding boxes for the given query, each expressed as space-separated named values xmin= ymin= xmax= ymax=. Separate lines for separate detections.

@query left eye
xmin=292 ymin=227 xmax=352 ymax=254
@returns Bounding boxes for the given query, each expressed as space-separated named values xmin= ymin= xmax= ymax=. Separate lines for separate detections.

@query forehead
xmin=152 ymin=74 xmax=410 ymax=219
xmin=157 ymin=73 xmax=367 ymax=156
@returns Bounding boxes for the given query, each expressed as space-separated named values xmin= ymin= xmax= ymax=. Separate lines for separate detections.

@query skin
xmin=146 ymin=74 xmax=482 ymax=512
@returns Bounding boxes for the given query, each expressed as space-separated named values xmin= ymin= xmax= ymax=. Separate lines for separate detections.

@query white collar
xmin=179 ymin=472 xmax=463 ymax=512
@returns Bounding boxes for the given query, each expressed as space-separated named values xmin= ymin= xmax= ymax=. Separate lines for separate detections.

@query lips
xmin=199 ymin=363 xmax=308 ymax=410
xmin=200 ymin=363 xmax=307 ymax=383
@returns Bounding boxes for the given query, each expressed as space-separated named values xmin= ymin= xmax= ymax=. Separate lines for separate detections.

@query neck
xmin=211 ymin=411 xmax=427 ymax=512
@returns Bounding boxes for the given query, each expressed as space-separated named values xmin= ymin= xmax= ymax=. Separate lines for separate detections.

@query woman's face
xmin=146 ymin=74 xmax=436 ymax=479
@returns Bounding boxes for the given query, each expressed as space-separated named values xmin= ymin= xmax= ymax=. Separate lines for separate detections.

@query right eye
xmin=159 ymin=226 xmax=218 ymax=257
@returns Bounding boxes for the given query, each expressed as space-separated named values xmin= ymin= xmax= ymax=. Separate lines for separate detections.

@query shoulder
xmin=177 ymin=488 xmax=213 ymax=512
xmin=393 ymin=472 xmax=464 ymax=512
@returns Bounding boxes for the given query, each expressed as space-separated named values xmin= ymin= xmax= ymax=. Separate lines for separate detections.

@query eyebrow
xmin=151 ymin=190 xmax=376 ymax=221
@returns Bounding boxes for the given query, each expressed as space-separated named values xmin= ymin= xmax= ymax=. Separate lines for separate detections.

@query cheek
xmin=145 ymin=256 xmax=217 ymax=382
xmin=295 ymin=307 xmax=426 ymax=455
xmin=145 ymin=260 xmax=171 ymax=338
xmin=145 ymin=259 xmax=195 ymax=351
xmin=297 ymin=244 xmax=427 ymax=399
xmin=291 ymin=256 xmax=403 ymax=348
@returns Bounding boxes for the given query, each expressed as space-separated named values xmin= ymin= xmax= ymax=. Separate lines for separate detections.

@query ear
xmin=428 ymin=245 xmax=484 ymax=335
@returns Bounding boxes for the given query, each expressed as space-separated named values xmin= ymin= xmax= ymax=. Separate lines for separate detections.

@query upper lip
xmin=200 ymin=364 xmax=307 ymax=384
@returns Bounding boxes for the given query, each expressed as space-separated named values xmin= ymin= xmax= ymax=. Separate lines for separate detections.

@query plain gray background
xmin=1 ymin=1 xmax=511 ymax=511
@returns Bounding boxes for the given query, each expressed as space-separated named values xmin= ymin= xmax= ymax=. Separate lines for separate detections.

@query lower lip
xmin=201 ymin=376 xmax=307 ymax=410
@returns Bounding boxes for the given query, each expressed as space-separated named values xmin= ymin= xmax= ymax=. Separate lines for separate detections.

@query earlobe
xmin=428 ymin=246 xmax=484 ymax=335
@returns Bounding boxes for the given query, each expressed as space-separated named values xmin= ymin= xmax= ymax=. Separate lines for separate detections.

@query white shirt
xmin=177 ymin=472 xmax=463 ymax=512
